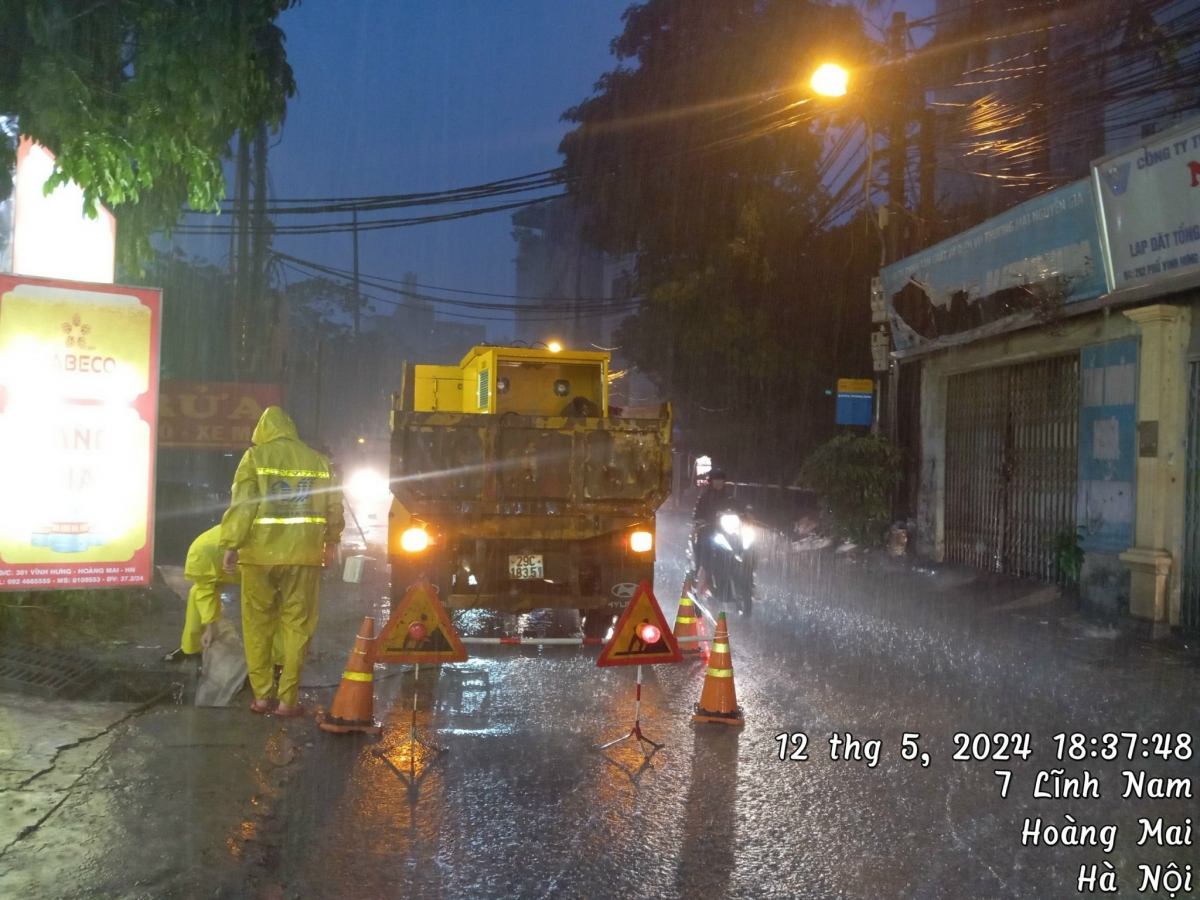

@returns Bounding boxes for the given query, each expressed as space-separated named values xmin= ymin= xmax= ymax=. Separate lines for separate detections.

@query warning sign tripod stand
xmin=596 ymin=580 xmax=682 ymax=758
xmin=372 ymin=580 xmax=470 ymax=761
xmin=599 ymin=664 xmax=663 ymax=758
xmin=398 ymin=660 xmax=442 ymax=756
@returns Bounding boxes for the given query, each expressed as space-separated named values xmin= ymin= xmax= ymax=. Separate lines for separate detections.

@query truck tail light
xmin=630 ymin=530 xmax=653 ymax=553
xmin=400 ymin=527 xmax=430 ymax=553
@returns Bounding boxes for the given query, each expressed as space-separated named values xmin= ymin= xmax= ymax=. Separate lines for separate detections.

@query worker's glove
xmin=322 ymin=543 xmax=339 ymax=568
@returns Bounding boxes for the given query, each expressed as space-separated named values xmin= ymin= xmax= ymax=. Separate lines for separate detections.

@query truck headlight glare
xmin=630 ymin=530 xmax=653 ymax=553
xmin=400 ymin=527 xmax=430 ymax=553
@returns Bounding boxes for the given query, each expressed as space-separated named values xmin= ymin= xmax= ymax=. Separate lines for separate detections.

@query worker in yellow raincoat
xmin=165 ymin=524 xmax=236 ymax=660
xmin=220 ymin=407 xmax=344 ymax=716
xmin=166 ymin=524 xmax=286 ymax=668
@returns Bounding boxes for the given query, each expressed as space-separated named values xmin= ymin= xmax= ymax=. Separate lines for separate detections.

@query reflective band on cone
xmin=672 ymin=575 xmax=709 ymax=657
xmin=692 ymin=611 xmax=744 ymax=726
xmin=318 ymin=617 xmax=383 ymax=735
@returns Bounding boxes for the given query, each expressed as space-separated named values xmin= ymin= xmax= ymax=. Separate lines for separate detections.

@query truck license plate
xmin=508 ymin=554 xmax=544 ymax=580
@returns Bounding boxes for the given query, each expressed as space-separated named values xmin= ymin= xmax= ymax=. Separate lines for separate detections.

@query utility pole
xmin=875 ymin=11 xmax=908 ymax=439
xmin=352 ymin=208 xmax=361 ymax=337
xmin=231 ymin=133 xmax=252 ymax=377
xmin=886 ymin=11 xmax=908 ymax=265
xmin=250 ymin=121 xmax=269 ymax=375
xmin=229 ymin=122 xmax=273 ymax=378
xmin=918 ymin=107 xmax=937 ymax=247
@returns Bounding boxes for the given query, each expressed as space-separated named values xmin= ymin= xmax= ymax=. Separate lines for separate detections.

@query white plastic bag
xmin=195 ymin=618 xmax=248 ymax=707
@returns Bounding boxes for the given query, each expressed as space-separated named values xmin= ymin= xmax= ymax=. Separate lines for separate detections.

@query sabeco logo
xmin=54 ymin=354 xmax=117 ymax=373
xmin=55 ymin=314 xmax=116 ymax=373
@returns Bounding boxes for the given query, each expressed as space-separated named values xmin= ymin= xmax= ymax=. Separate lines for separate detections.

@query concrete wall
xmin=1119 ymin=303 xmax=1193 ymax=625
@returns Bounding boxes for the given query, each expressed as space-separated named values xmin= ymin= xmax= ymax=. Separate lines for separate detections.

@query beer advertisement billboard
xmin=0 ymin=274 xmax=161 ymax=590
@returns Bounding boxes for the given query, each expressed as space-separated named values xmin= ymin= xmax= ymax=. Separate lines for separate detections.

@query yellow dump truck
xmin=388 ymin=345 xmax=672 ymax=636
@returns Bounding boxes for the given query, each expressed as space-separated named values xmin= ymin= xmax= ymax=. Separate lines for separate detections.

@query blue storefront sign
xmin=1092 ymin=115 xmax=1200 ymax=292
xmin=880 ymin=181 xmax=1108 ymax=352
xmin=835 ymin=378 xmax=873 ymax=426
xmin=1077 ymin=339 xmax=1138 ymax=552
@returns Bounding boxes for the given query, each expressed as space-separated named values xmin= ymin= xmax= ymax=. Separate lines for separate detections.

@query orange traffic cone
xmin=318 ymin=617 xmax=383 ymax=734
xmin=673 ymin=576 xmax=708 ymax=657
xmin=692 ymin=611 xmax=744 ymax=726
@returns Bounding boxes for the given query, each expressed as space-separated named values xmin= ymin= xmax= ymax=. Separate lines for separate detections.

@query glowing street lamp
xmin=547 ymin=341 xmax=563 ymax=353
xmin=811 ymin=63 xmax=849 ymax=97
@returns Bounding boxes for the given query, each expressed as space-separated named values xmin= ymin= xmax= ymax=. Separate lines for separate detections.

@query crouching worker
xmin=220 ymin=407 xmax=344 ymax=717
xmin=166 ymin=525 xmax=287 ymax=671
xmin=165 ymin=525 xmax=237 ymax=661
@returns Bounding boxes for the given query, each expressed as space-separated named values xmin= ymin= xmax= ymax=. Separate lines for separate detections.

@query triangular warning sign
xmin=376 ymin=580 xmax=468 ymax=664
xmin=597 ymin=580 xmax=682 ymax=667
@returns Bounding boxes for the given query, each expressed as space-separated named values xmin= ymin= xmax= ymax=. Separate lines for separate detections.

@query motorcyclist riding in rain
xmin=690 ymin=468 xmax=758 ymax=617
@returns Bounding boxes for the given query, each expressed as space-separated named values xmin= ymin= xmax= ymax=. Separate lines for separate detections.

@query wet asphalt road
xmin=254 ymin=516 xmax=1199 ymax=900
xmin=4 ymin=512 xmax=1198 ymax=900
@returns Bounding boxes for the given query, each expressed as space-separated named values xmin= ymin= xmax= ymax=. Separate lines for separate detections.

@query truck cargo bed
xmin=390 ymin=407 xmax=672 ymax=526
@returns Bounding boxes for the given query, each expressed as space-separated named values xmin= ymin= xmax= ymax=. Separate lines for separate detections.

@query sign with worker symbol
xmin=596 ymin=580 xmax=682 ymax=667
xmin=375 ymin=580 xmax=468 ymax=664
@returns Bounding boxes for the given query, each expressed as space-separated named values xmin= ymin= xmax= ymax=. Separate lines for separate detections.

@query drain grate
xmin=0 ymin=642 xmax=101 ymax=699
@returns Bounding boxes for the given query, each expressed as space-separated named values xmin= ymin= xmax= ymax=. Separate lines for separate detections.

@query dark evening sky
xmin=176 ymin=1 xmax=934 ymax=339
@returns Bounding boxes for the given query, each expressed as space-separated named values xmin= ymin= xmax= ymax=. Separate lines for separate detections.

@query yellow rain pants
xmin=240 ymin=564 xmax=321 ymax=706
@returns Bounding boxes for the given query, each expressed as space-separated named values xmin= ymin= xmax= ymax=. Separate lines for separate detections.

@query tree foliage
xmin=0 ymin=0 xmax=298 ymax=269
xmin=795 ymin=433 xmax=903 ymax=544
xmin=560 ymin=0 xmax=879 ymax=478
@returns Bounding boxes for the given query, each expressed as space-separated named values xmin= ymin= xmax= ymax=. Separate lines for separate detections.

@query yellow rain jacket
xmin=219 ymin=407 xmax=345 ymax=563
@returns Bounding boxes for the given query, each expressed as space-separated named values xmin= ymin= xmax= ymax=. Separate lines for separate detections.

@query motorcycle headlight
xmin=713 ymin=532 xmax=732 ymax=551
xmin=741 ymin=525 xmax=756 ymax=548
xmin=719 ymin=513 xmax=741 ymax=534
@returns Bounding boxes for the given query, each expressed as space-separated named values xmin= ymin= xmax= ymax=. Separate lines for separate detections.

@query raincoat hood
xmin=252 ymin=406 xmax=298 ymax=445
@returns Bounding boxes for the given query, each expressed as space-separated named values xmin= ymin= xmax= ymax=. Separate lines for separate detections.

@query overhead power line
xmin=186 ymin=169 xmax=565 ymax=216
xmin=276 ymin=261 xmax=640 ymax=324
xmin=174 ymin=195 xmax=562 ymax=237
xmin=274 ymin=251 xmax=637 ymax=306
xmin=276 ymin=253 xmax=643 ymax=316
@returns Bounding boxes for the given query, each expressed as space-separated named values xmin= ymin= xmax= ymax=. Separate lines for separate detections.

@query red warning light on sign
xmin=637 ymin=623 xmax=661 ymax=645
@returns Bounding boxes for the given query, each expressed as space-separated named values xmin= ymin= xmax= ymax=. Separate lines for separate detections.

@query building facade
xmin=884 ymin=117 xmax=1200 ymax=630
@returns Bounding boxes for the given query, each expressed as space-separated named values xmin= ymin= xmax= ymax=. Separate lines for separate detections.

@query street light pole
xmin=875 ymin=11 xmax=909 ymax=438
